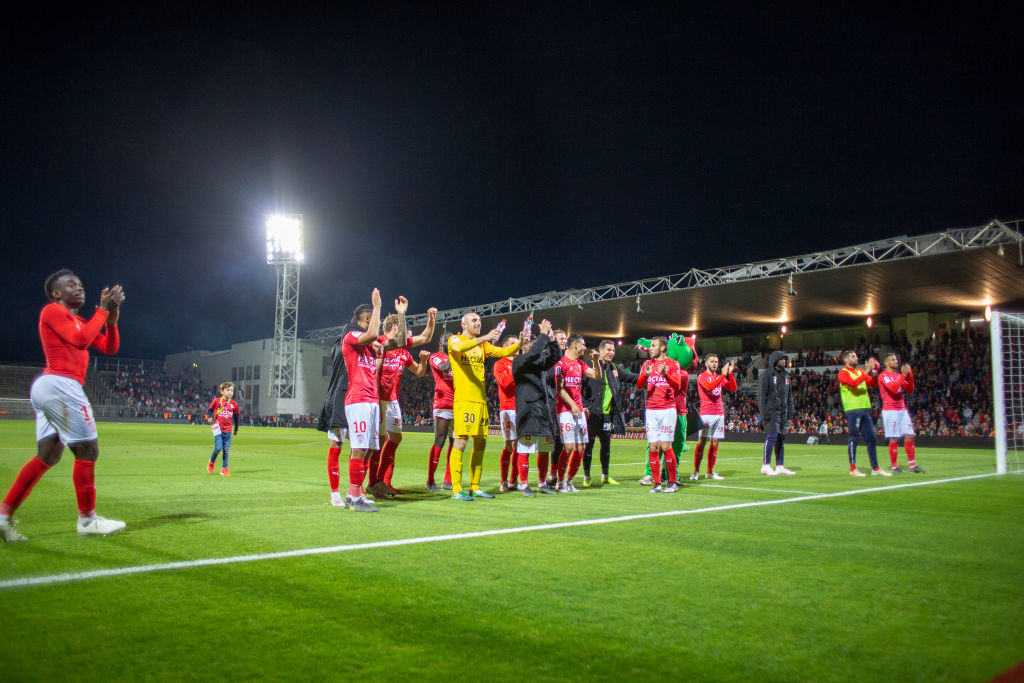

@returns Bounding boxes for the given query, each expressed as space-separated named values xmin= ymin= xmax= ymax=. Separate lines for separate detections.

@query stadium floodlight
xmin=266 ymin=214 xmax=304 ymax=264
xmin=867 ymin=316 xmax=873 ymax=328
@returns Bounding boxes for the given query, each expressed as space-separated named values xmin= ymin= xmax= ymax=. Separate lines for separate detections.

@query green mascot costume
xmin=636 ymin=333 xmax=697 ymax=481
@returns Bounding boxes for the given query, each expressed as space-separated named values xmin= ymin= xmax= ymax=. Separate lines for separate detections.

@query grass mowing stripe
xmin=700 ymin=484 xmax=821 ymax=494
xmin=0 ymin=471 xmax=998 ymax=591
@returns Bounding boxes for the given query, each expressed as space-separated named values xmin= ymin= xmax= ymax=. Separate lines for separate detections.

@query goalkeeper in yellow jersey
xmin=447 ymin=312 xmax=522 ymax=501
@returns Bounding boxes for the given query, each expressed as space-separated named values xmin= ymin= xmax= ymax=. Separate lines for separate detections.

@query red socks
xmin=499 ymin=448 xmax=512 ymax=483
xmin=347 ymin=458 xmax=367 ymax=498
xmin=567 ymin=450 xmax=583 ymax=481
xmin=648 ymin=449 xmax=662 ymax=484
xmin=378 ymin=440 xmax=398 ymax=486
xmin=538 ymin=453 xmax=549 ymax=482
xmin=557 ymin=449 xmax=570 ymax=481
xmin=2 ymin=456 xmax=51 ymax=514
xmin=905 ymin=440 xmax=916 ymax=466
xmin=664 ymin=449 xmax=677 ymax=483
xmin=72 ymin=460 xmax=96 ymax=515
xmin=517 ymin=452 xmax=530 ymax=484
xmin=694 ymin=442 xmax=705 ymax=473
xmin=367 ymin=449 xmax=381 ymax=486
xmin=443 ymin=444 xmax=453 ymax=485
xmin=427 ymin=445 xmax=441 ymax=483
xmin=327 ymin=446 xmax=342 ymax=493
xmin=889 ymin=441 xmax=899 ymax=467
xmin=708 ymin=444 xmax=718 ymax=474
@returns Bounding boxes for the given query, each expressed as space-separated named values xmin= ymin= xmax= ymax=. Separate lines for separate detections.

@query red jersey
xmin=429 ymin=352 xmax=454 ymax=410
xmin=494 ymin=356 xmax=516 ymax=411
xmin=697 ymin=371 xmax=737 ymax=415
xmin=638 ymin=358 xmax=684 ymax=410
xmin=39 ymin=303 xmax=119 ymax=385
xmin=878 ymin=369 xmax=914 ymax=411
xmin=377 ymin=335 xmax=415 ymax=402
xmin=342 ymin=330 xmax=379 ymax=404
xmin=208 ymin=396 xmax=239 ymax=433
xmin=554 ymin=356 xmax=588 ymax=413
xmin=674 ymin=369 xmax=690 ymax=414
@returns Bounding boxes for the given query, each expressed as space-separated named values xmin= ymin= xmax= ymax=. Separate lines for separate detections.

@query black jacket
xmin=582 ymin=360 xmax=641 ymax=435
xmin=757 ymin=350 xmax=794 ymax=429
xmin=317 ymin=323 xmax=360 ymax=431
xmin=513 ymin=334 xmax=563 ymax=438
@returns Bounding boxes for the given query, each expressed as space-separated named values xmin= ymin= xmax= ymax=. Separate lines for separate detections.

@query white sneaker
xmin=77 ymin=515 xmax=126 ymax=536
xmin=556 ymin=482 xmax=568 ymax=493
xmin=663 ymin=483 xmax=678 ymax=493
xmin=774 ymin=466 xmax=795 ymax=475
xmin=850 ymin=469 xmax=867 ymax=477
xmin=688 ymin=472 xmax=700 ymax=481
xmin=871 ymin=468 xmax=893 ymax=477
xmin=707 ymin=472 xmax=724 ymax=481
xmin=650 ymin=484 xmax=664 ymax=493
xmin=330 ymin=492 xmax=345 ymax=506
xmin=565 ymin=482 xmax=578 ymax=493
xmin=0 ymin=516 xmax=28 ymax=542
xmin=761 ymin=464 xmax=777 ymax=476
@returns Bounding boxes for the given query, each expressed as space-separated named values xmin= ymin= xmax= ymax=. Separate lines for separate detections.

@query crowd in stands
xmin=84 ymin=328 xmax=992 ymax=438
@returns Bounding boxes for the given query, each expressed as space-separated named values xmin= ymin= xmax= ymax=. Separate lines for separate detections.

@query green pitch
xmin=0 ymin=421 xmax=1021 ymax=682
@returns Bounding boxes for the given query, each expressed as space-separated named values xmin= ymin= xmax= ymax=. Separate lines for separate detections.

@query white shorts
xmin=326 ymin=427 xmax=347 ymax=445
xmin=380 ymin=400 xmax=402 ymax=434
xmin=500 ymin=409 xmax=517 ymax=441
xmin=345 ymin=402 xmax=380 ymax=451
xmin=516 ymin=434 xmax=553 ymax=454
xmin=31 ymin=374 xmax=98 ymax=445
xmin=433 ymin=408 xmax=454 ymax=420
xmin=645 ymin=408 xmax=676 ymax=444
xmin=699 ymin=414 xmax=726 ymax=440
xmin=882 ymin=409 xmax=915 ymax=439
xmin=558 ymin=412 xmax=589 ymax=444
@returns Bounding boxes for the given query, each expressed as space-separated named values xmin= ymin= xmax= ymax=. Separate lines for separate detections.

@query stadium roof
xmin=305 ymin=219 xmax=1024 ymax=342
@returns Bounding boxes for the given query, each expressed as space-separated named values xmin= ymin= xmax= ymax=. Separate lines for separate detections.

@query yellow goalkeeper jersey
xmin=448 ymin=334 xmax=519 ymax=403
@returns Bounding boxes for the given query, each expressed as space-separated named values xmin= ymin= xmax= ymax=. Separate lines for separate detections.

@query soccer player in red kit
xmin=637 ymin=337 xmax=684 ymax=493
xmin=206 ymin=382 xmax=240 ymax=476
xmin=340 ymin=289 xmax=408 ymax=512
xmin=493 ymin=335 xmax=520 ymax=492
xmin=426 ymin=333 xmax=456 ymax=492
xmin=694 ymin=354 xmax=737 ymax=479
xmin=553 ymin=335 xmax=602 ymax=492
xmin=1 ymin=270 xmax=126 ymax=541
xmin=878 ymin=353 xmax=926 ymax=474
xmin=368 ymin=312 xmax=432 ymax=498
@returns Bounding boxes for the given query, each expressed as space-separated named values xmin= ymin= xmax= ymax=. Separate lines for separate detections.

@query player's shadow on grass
xmin=131 ymin=512 xmax=216 ymax=531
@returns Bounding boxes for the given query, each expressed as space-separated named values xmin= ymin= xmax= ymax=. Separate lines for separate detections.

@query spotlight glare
xmin=265 ymin=213 xmax=304 ymax=264
xmin=985 ymin=305 xmax=992 ymax=322
xmin=866 ymin=316 xmax=873 ymax=328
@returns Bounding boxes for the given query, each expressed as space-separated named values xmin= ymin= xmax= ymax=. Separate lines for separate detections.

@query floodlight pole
xmin=272 ymin=261 xmax=300 ymax=401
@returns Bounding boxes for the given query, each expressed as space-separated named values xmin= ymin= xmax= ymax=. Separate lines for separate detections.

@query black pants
xmin=845 ymin=409 xmax=878 ymax=468
xmin=583 ymin=413 xmax=611 ymax=477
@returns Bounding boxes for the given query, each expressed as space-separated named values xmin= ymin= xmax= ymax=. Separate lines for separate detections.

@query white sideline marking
xmin=700 ymin=484 xmax=820 ymax=495
xmin=0 ymin=472 xmax=1000 ymax=591
xmin=295 ymin=442 xmax=318 ymax=446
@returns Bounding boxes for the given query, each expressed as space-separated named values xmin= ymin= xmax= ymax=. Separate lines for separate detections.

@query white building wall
xmin=166 ymin=338 xmax=334 ymax=417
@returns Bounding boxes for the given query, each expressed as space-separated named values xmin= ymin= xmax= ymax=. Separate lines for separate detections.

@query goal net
xmin=991 ymin=311 xmax=1024 ymax=474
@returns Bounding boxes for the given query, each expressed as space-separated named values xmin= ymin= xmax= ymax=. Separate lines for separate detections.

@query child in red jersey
xmin=207 ymin=382 xmax=240 ymax=476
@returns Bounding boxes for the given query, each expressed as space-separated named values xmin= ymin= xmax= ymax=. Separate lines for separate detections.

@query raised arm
xmin=355 ymin=288 xmax=383 ymax=346
xmin=410 ymin=308 xmax=437 ymax=346
xmin=409 ymin=350 xmax=430 ymax=378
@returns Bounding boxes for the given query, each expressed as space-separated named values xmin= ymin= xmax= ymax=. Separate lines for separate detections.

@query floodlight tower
xmin=266 ymin=213 xmax=303 ymax=401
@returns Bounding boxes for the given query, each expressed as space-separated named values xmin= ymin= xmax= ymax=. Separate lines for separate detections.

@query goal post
xmin=990 ymin=310 xmax=1024 ymax=474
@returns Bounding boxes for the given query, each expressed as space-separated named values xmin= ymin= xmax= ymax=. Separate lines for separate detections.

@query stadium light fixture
xmin=781 ymin=325 xmax=787 ymax=335
xmin=985 ymin=305 xmax=992 ymax=322
xmin=866 ymin=316 xmax=873 ymax=328
xmin=265 ymin=213 xmax=304 ymax=264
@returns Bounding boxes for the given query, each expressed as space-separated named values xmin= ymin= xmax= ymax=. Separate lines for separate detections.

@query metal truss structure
xmin=304 ymin=219 xmax=1022 ymax=342
xmin=272 ymin=263 xmax=300 ymax=398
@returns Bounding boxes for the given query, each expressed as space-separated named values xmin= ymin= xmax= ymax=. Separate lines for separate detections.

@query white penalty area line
xmin=700 ymin=484 xmax=820 ymax=495
xmin=0 ymin=472 xmax=1000 ymax=591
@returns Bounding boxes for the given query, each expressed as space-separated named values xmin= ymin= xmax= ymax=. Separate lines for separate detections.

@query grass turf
xmin=0 ymin=420 xmax=1021 ymax=681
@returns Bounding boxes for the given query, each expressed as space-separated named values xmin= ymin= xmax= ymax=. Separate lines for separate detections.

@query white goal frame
xmin=990 ymin=311 xmax=1024 ymax=474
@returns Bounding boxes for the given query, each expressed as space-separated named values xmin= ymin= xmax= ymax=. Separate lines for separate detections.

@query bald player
xmin=447 ymin=313 xmax=522 ymax=501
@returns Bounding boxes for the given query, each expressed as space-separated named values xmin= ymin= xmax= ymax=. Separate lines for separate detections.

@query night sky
xmin=2 ymin=4 xmax=1020 ymax=362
